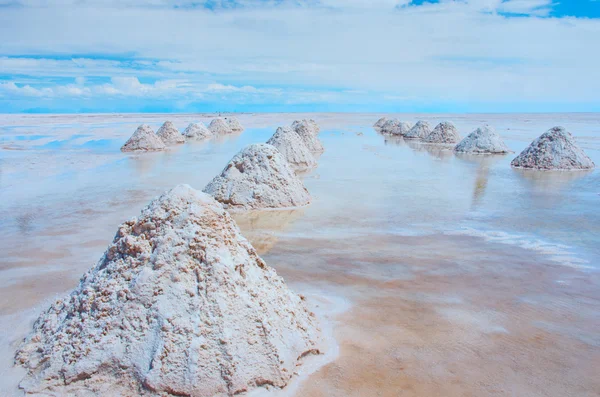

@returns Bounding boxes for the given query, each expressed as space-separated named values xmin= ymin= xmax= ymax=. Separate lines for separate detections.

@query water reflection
xmin=404 ymin=140 xmax=454 ymax=160
xmin=512 ymin=168 xmax=594 ymax=190
xmin=455 ymin=154 xmax=507 ymax=209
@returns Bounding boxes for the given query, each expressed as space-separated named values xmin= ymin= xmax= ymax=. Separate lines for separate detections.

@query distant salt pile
xmin=511 ymin=126 xmax=595 ymax=170
xmin=157 ymin=121 xmax=185 ymax=145
xmin=373 ymin=117 xmax=388 ymax=128
xmin=204 ymin=143 xmax=311 ymax=210
xmin=404 ymin=120 xmax=431 ymax=140
xmin=120 ymin=124 xmax=166 ymax=152
xmin=292 ymin=119 xmax=324 ymax=152
xmin=208 ymin=118 xmax=233 ymax=135
xmin=380 ymin=119 xmax=412 ymax=136
xmin=423 ymin=121 xmax=461 ymax=144
xmin=183 ymin=122 xmax=211 ymax=140
xmin=15 ymin=184 xmax=321 ymax=396
xmin=454 ymin=125 xmax=511 ymax=154
xmin=267 ymin=126 xmax=317 ymax=172
xmin=225 ymin=116 xmax=244 ymax=132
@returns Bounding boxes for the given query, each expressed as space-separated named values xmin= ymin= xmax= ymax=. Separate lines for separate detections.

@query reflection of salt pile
xmin=292 ymin=119 xmax=324 ymax=153
xmin=204 ymin=143 xmax=311 ymax=210
xmin=225 ymin=117 xmax=244 ymax=132
xmin=373 ymin=117 xmax=388 ymax=128
xmin=404 ymin=120 xmax=431 ymax=140
xmin=511 ymin=126 xmax=595 ymax=170
xmin=16 ymin=185 xmax=322 ymax=396
xmin=121 ymin=124 xmax=166 ymax=152
xmin=267 ymin=126 xmax=317 ymax=172
xmin=208 ymin=118 xmax=233 ymax=135
xmin=157 ymin=121 xmax=185 ymax=145
xmin=183 ymin=122 xmax=211 ymax=140
xmin=380 ymin=119 xmax=411 ymax=136
xmin=454 ymin=125 xmax=511 ymax=154
xmin=423 ymin=121 xmax=461 ymax=144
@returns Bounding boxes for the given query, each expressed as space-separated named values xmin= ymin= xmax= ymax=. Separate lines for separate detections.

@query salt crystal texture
xmin=380 ymin=119 xmax=412 ymax=136
xmin=183 ymin=122 xmax=212 ymax=140
xmin=404 ymin=121 xmax=432 ymax=140
xmin=208 ymin=118 xmax=233 ymax=135
xmin=204 ymin=143 xmax=311 ymax=210
xmin=454 ymin=125 xmax=511 ymax=154
xmin=225 ymin=117 xmax=244 ymax=132
xmin=292 ymin=120 xmax=324 ymax=152
xmin=157 ymin=121 xmax=185 ymax=145
xmin=15 ymin=184 xmax=322 ymax=396
xmin=423 ymin=122 xmax=461 ymax=144
xmin=511 ymin=126 xmax=595 ymax=170
xmin=121 ymin=124 xmax=166 ymax=152
xmin=373 ymin=117 xmax=388 ymax=128
xmin=267 ymin=126 xmax=317 ymax=172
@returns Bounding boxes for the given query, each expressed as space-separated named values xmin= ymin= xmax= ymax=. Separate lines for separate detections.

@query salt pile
xmin=511 ymin=126 xmax=595 ymax=170
xmin=183 ymin=122 xmax=212 ymax=140
xmin=404 ymin=120 xmax=431 ymax=140
xmin=157 ymin=121 xmax=185 ymax=145
xmin=373 ymin=117 xmax=388 ymax=128
xmin=204 ymin=144 xmax=311 ymax=210
xmin=292 ymin=119 xmax=324 ymax=153
xmin=208 ymin=118 xmax=233 ymax=135
xmin=121 ymin=124 xmax=166 ymax=152
xmin=423 ymin=121 xmax=461 ymax=144
xmin=454 ymin=125 xmax=511 ymax=154
xmin=15 ymin=184 xmax=322 ymax=396
xmin=267 ymin=126 xmax=317 ymax=172
xmin=380 ymin=119 xmax=411 ymax=136
xmin=225 ymin=117 xmax=244 ymax=132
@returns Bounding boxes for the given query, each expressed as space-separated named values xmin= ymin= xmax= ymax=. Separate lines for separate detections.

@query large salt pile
xmin=204 ymin=143 xmax=311 ymax=210
xmin=373 ymin=117 xmax=388 ymax=128
xmin=423 ymin=121 xmax=461 ymax=144
xmin=454 ymin=125 xmax=511 ymax=154
xmin=15 ymin=184 xmax=322 ymax=396
xmin=121 ymin=124 xmax=166 ymax=152
xmin=157 ymin=121 xmax=185 ymax=145
xmin=225 ymin=117 xmax=244 ymax=132
xmin=404 ymin=120 xmax=431 ymax=140
xmin=292 ymin=119 xmax=324 ymax=153
xmin=380 ymin=119 xmax=411 ymax=136
xmin=267 ymin=126 xmax=317 ymax=172
xmin=208 ymin=118 xmax=233 ymax=135
xmin=511 ymin=126 xmax=595 ymax=170
xmin=183 ymin=122 xmax=212 ymax=140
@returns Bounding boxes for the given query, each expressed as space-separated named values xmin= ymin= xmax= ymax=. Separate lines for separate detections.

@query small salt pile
xmin=120 ymin=124 xmax=166 ymax=152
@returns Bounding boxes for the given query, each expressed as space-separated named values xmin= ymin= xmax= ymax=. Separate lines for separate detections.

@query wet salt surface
xmin=0 ymin=113 xmax=599 ymax=396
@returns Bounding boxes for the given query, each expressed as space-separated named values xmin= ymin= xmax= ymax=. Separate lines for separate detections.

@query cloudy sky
xmin=0 ymin=0 xmax=599 ymax=113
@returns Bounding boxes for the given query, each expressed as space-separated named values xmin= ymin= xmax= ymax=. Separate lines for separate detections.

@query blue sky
xmin=0 ymin=0 xmax=599 ymax=113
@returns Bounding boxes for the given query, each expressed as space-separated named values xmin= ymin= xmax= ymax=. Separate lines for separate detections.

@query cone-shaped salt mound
xmin=15 ymin=185 xmax=321 ymax=396
xmin=454 ymin=125 xmax=511 ymax=154
xmin=292 ymin=120 xmax=324 ymax=152
xmin=423 ymin=121 xmax=461 ymax=144
xmin=225 ymin=117 xmax=244 ymax=132
xmin=404 ymin=120 xmax=431 ymax=140
xmin=380 ymin=119 xmax=411 ymax=136
xmin=208 ymin=118 xmax=233 ymax=135
xmin=204 ymin=144 xmax=311 ymax=210
xmin=373 ymin=117 xmax=388 ymax=128
xmin=511 ymin=127 xmax=595 ymax=170
xmin=121 ymin=124 xmax=166 ymax=152
xmin=157 ymin=121 xmax=185 ymax=145
xmin=184 ymin=122 xmax=211 ymax=140
xmin=267 ymin=126 xmax=317 ymax=172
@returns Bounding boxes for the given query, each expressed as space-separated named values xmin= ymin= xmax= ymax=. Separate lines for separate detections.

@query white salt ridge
xmin=423 ymin=121 xmax=461 ymax=144
xmin=454 ymin=125 xmax=512 ymax=154
xmin=511 ymin=126 xmax=595 ymax=170
xmin=380 ymin=119 xmax=412 ymax=136
xmin=204 ymin=143 xmax=311 ymax=210
xmin=291 ymin=120 xmax=324 ymax=153
xmin=121 ymin=124 xmax=166 ymax=152
xmin=208 ymin=118 xmax=233 ymax=135
xmin=404 ymin=120 xmax=431 ymax=140
xmin=225 ymin=117 xmax=244 ymax=132
xmin=156 ymin=121 xmax=185 ymax=145
xmin=183 ymin=122 xmax=212 ymax=140
xmin=16 ymin=185 xmax=322 ymax=396
xmin=373 ymin=117 xmax=388 ymax=128
xmin=267 ymin=126 xmax=317 ymax=172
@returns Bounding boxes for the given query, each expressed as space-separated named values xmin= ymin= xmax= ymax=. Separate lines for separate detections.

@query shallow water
xmin=1 ymin=113 xmax=599 ymax=396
